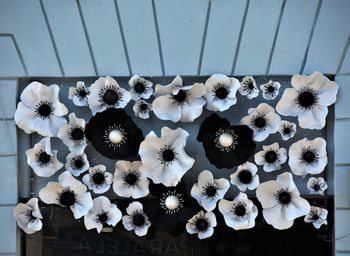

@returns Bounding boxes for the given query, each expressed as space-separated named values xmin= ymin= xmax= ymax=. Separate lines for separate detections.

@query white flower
xmin=133 ymin=100 xmax=152 ymax=119
xmin=57 ymin=113 xmax=87 ymax=154
xmin=15 ymin=81 xmax=68 ymax=137
xmin=218 ymin=192 xmax=258 ymax=230
xmin=65 ymin=152 xmax=89 ymax=177
xmin=82 ymin=165 xmax=113 ymax=194
xmin=260 ymin=80 xmax=281 ymax=100
xmin=39 ymin=171 xmax=93 ymax=219
xmin=241 ymin=103 xmax=281 ymax=142
xmin=113 ymin=160 xmax=149 ymax=199
xmin=186 ymin=210 xmax=217 ymax=240
xmin=128 ymin=75 xmax=153 ymax=100
xmin=88 ymin=76 xmax=131 ymax=115
xmin=239 ymin=76 xmax=259 ymax=99
xmin=26 ymin=137 xmax=63 ymax=177
xmin=230 ymin=162 xmax=259 ymax=191
xmin=84 ymin=196 xmax=122 ymax=233
xmin=276 ymin=71 xmax=339 ymax=129
xmin=307 ymin=177 xmax=328 ymax=195
xmin=191 ymin=170 xmax=230 ymax=211
xmin=203 ymin=73 xmax=240 ymax=112
xmin=68 ymin=81 xmax=90 ymax=106
xmin=288 ymin=137 xmax=327 ymax=176
xmin=254 ymin=142 xmax=287 ymax=172
xmin=256 ymin=172 xmax=310 ymax=230
xmin=152 ymin=76 xmax=207 ymax=122
xmin=139 ymin=127 xmax=195 ymax=187
xmin=122 ymin=201 xmax=151 ymax=237
xmin=13 ymin=198 xmax=42 ymax=234
xmin=304 ymin=206 xmax=328 ymax=229
xmin=279 ymin=120 xmax=297 ymax=141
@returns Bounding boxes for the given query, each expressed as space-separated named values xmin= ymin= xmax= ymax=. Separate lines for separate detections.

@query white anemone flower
xmin=304 ymin=206 xmax=328 ymax=229
xmin=254 ymin=142 xmax=287 ymax=172
xmin=13 ymin=198 xmax=42 ymax=234
xmin=122 ymin=201 xmax=151 ymax=237
xmin=288 ymin=137 xmax=327 ymax=176
xmin=84 ymin=196 xmax=122 ymax=233
xmin=15 ymin=81 xmax=68 ymax=137
xmin=128 ymin=75 xmax=153 ymax=100
xmin=133 ymin=100 xmax=152 ymax=119
xmin=239 ymin=76 xmax=259 ymax=99
xmin=186 ymin=210 xmax=217 ymax=240
xmin=65 ymin=152 xmax=89 ymax=177
xmin=68 ymin=81 xmax=90 ymax=106
xmin=230 ymin=162 xmax=259 ymax=191
xmin=39 ymin=171 xmax=93 ymax=219
xmin=88 ymin=76 xmax=131 ymax=115
xmin=279 ymin=120 xmax=297 ymax=141
xmin=241 ymin=103 xmax=281 ymax=142
xmin=82 ymin=165 xmax=113 ymax=194
xmin=26 ymin=137 xmax=63 ymax=177
xmin=276 ymin=71 xmax=339 ymax=129
xmin=256 ymin=172 xmax=310 ymax=230
xmin=113 ymin=160 xmax=149 ymax=199
xmin=260 ymin=80 xmax=281 ymax=100
xmin=139 ymin=127 xmax=195 ymax=187
xmin=307 ymin=177 xmax=328 ymax=195
xmin=218 ymin=192 xmax=258 ymax=230
xmin=191 ymin=170 xmax=230 ymax=211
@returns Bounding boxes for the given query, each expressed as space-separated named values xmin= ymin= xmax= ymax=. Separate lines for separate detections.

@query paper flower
xmin=279 ymin=120 xmax=297 ymax=141
xmin=186 ymin=210 xmax=217 ymax=239
xmin=133 ymin=100 xmax=152 ymax=119
xmin=304 ymin=206 xmax=328 ymax=229
xmin=254 ymin=142 xmax=287 ymax=172
xmin=128 ymin=75 xmax=153 ymax=100
xmin=276 ymin=71 xmax=339 ymax=129
xmin=122 ymin=201 xmax=151 ymax=237
xmin=307 ymin=177 xmax=328 ymax=195
xmin=260 ymin=80 xmax=281 ymax=100
xmin=65 ymin=152 xmax=89 ymax=177
xmin=82 ymin=165 xmax=113 ymax=194
xmin=13 ymin=198 xmax=42 ymax=234
xmin=230 ymin=162 xmax=259 ymax=191
xmin=239 ymin=76 xmax=259 ymax=99
xmin=68 ymin=81 xmax=90 ymax=106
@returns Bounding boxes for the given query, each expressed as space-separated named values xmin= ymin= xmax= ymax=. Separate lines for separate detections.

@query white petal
xmin=126 ymin=201 xmax=143 ymax=215
xmin=39 ymin=182 xmax=62 ymax=204
xmin=122 ymin=215 xmax=134 ymax=231
xmin=152 ymin=95 xmax=182 ymax=122
xmin=14 ymin=102 xmax=36 ymax=134
xmin=276 ymin=172 xmax=299 ymax=196
xmin=198 ymin=227 xmax=214 ymax=239
xmin=285 ymin=197 xmax=310 ymax=220
xmin=84 ymin=212 xmax=101 ymax=232
xmin=135 ymin=224 xmax=150 ymax=237
xmin=59 ymin=171 xmax=87 ymax=196
xmin=317 ymin=77 xmax=339 ymax=106
xmin=72 ymin=192 xmax=93 ymax=219
xmin=256 ymin=180 xmax=280 ymax=208
xmin=298 ymin=105 xmax=328 ymax=129
xmin=180 ymin=97 xmax=206 ymax=122
xmin=186 ymin=222 xmax=198 ymax=234
xmin=263 ymin=205 xmax=294 ymax=230
xmin=107 ymin=204 xmax=122 ymax=227
xmin=276 ymin=88 xmax=301 ymax=116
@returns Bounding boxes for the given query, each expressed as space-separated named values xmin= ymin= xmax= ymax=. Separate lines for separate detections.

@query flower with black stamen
xmin=65 ymin=152 xmax=89 ymax=177
xmin=260 ymin=80 xmax=281 ymax=100
xmin=254 ymin=142 xmax=287 ymax=172
xmin=82 ymin=165 xmax=113 ymax=194
xmin=239 ymin=76 xmax=259 ymax=99
xmin=230 ymin=162 xmax=259 ymax=191
xmin=69 ymin=81 xmax=90 ymax=106
xmin=307 ymin=177 xmax=328 ymax=195
xmin=133 ymin=100 xmax=152 ymax=119
xmin=13 ymin=198 xmax=43 ymax=234
xmin=304 ymin=206 xmax=328 ymax=229
xmin=278 ymin=120 xmax=297 ymax=141
xmin=122 ymin=201 xmax=151 ymax=237
xmin=186 ymin=210 xmax=217 ymax=240
xmin=128 ymin=75 xmax=153 ymax=100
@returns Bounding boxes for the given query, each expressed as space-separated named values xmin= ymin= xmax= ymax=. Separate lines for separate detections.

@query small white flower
xmin=260 ymin=80 xmax=281 ymax=100
xmin=65 ymin=152 xmax=89 ymax=177
xmin=304 ymin=206 xmax=328 ymax=229
xmin=88 ymin=76 xmax=131 ymax=115
xmin=68 ymin=81 xmax=90 ymax=106
xmin=230 ymin=162 xmax=259 ymax=191
xmin=279 ymin=120 xmax=297 ymax=141
xmin=113 ymin=160 xmax=149 ymax=199
xmin=307 ymin=177 xmax=328 ymax=195
xmin=39 ymin=171 xmax=93 ymax=219
xmin=241 ymin=103 xmax=281 ymax=142
xmin=128 ymin=75 xmax=153 ymax=101
xmin=122 ymin=201 xmax=151 ymax=237
xmin=133 ymin=100 xmax=152 ymax=119
xmin=203 ymin=73 xmax=240 ymax=112
xmin=13 ymin=198 xmax=42 ymax=234
xmin=26 ymin=137 xmax=63 ymax=177
xmin=239 ymin=76 xmax=259 ymax=99
xmin=191 ymin=170 xmax=230 ymax=211
xmin=218 ymin=192 xmax=258 ymax=230
xmin=186 ymin=210 xmax=217 ymax=240
xmin=84 ymin=196 xmax=122 ymax=233
xmin=288 ymin=137 xmax=327 ymax=176
xmin=82 ymin=165 xmax=113 ymax=194
xmin=254 ymin=142 xmax=287 ymax=172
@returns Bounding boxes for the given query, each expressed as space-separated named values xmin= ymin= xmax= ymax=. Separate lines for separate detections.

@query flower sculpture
xmin=260 ymin=80 xmax=281 ymax=100
xmin=82 ymin=165 xmax=113 ymax=194
xmin=133 ymin=100 xmax=152 ymax=119
xmin=278 ymin=120 xmax=297 ymax=141
xmin=254 ymin=142 xmax=287 ymax=172
xmin=13 ymin=198 xmax=42 ymax=234
xmin=307 ymin=177 xmax=328 ymax=195
xmin=186 ymin=210 xmax=217 ymax=239
xmin=230 ymin=162 xmax=260 ymax=191
xmin=122 ymin=201 xmax=151 ymax=237
xmin=128 ymin=75 xmax=153 ymax=100
xmin=65 ymin=152 xmax=90 ymax=177
xmin=304 ymin=206 xmax=328 ymax=229
xmin=68 ymin=81 xmax=90 ymax=106
xmin=239 ymin=76 xmax=259 ymax=99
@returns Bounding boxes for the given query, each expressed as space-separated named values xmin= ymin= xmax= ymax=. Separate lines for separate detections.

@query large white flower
xmin=84 ymin=196 xmax=122 ymax=233
xmin=276 ymin=71 xmax=339 ymax=129
xmin=307 ymin=177 xmax=328 ymax=195
xmin=260 ymin=80 xmax=281 ymax=100
xmin=186 ymin=210 xmax=217 ymax=240
xmin=203 ymin=74 xmax=240 ymax=112
xmin=191 ymin=170 xmax=230 ymax=211
xmin=15 ymin=81 xmax=68 ymax=137
xmin=139 ymin=127 xmax=195 ymax=187
xmin=65 ymin=152 xmax=90 ymax=177
xmin=133 ymin=100 xmax=152 ymax=119
xmin=82 ymin=165 xmax=113 ymax=194
xmin=68 ymin=81 xmax=90 ymax=106
xmin=218 ymin=192 xmax=258 ymax=230
xmin=304 ymin=206 xmax=328 ymax=229
xmin=278 ymin=120 xmax=297 ymax=141
xmin=122 ymin=201 xmax=151 ymax=237
xmin=113 ymin=160 xmax=149 ymax=199
xmin=239 ymin=76 xmax=259 ymax=99
xmin=13 ymin=198 xmax=42 ymax=234
xmin=241 ymin=103 xmax=281 ymax=142
xmin=26 ymin=137 xmax=63 ymax=177
xmin=288 ymin=137 xmax=327 ymax=176
xmin=39 ymin=171 xmax=93 ymax=219
xmin=152 ymin=76 xmax=207 ymax=122
xmin=256 ymin=172 xmax=310 ymax=230
xmin=230 ymin=162 xmax=259 ymax=191
xmin=88 ymin=76 xmax=131 ymax=115
xmin=128 ymin=75 xmax=153 ymax=100
xmin=254 ymin=142 xmax=287 ymax=172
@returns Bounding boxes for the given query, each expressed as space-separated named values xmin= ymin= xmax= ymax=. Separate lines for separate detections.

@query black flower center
xmin=313 ymin=184 xmax=320 ymax=191
xmin=133 ymin=214 xmax=145 ymax=227
xmin=312 ymin=214 xmax=319 ymax=221
xmin=196 ymin=219 xmax=208 ymax=231
xmin=173 ymin=90 xmax=187 ymax=102
xmin=265 ymin=151 xmax=277 ymax=163
xmin=71 ymin=128 xmax=84 ymax=141
xmin=303 ymin=151 xmax=315 ymax=163
xmin=59 ymin=190 xmax=76 ymax=206
xmin=247 ymin=82 xmax=254 ymax=90
xmin=206 ymin=186 xmax=217 ymax=197
xmin=278 ymin=191 xmax=291 ymax=205
xmin=283 ymin=127 xmax=291 ymax=135
xmin=238 ymin=170 xmax=253 ymax=184
xmin=39 ymin=152 xmax=51 ymax=164
xmin=38 ymin=104 xmax=52 ymax=117
xmin=103 ymin=90 xmax=119 ymax=105
xmin=74 ymin=159 xmax=84 ymax=169
xmin=125 ymin=173 xmax=138 ymax=185
xmin=79 ymin=90 xmax=87 ymax=98
xmin=298 ymin=91 xmax=315 ymax=108
xmin=162 ymin=149 xmax=175 ymax=162
xmin=267 ymin=85 xmax=275 ymax=93
xmin=215 ymin=87 xmax=228 ymax=99
xmin=234 ymin=205 xmax=246 ymax=216
xmin=92 ymin=172 xmax=105 ymax=185
xmin=98 ymin=213 xmax=108 ymax=223
xmin=140 ymin=103 xmax=148 ymax=111
xmin=254 ymin=117 xmax=266 ymax=128
xmin=134 ymin=83 xmax=145 ymax=94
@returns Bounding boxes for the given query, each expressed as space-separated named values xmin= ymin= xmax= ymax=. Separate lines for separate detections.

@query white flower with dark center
xmin=133 ymin=100 xmax=152 ymax=119
xmin=191 ymin=170 xmax=230 ymax=211
xmin=279 ymin=120 xmax=297 ymax=141
xmin=128 ymin=75 xmax=153 ymax=101
xmin=88 ymin=76 xmax=131 ymax=115
xmin=113 ymin=160 xmax=149 ymax=199
xmin=307 ymin=177 xmax=328 ymax=195
xmin=139 ymin=127 xmax=195 ymax=187
xmin=256 ymin=172 xmax=310 ymax=230
xmin=68 ymin=81 xmax=90 ymax=106
xmin=241 ymin=103 xmax=281 ymax=142
xmin=239 ymin=76 xmax=259 ymax=99
xmin=39 ymin=171 xmax=93 ymax=219
xmin=304 ymin=206 xmax=328 ymax=229
xmin=186 ymin=210 xmax=217 ymax=240
xmin=203 ymin=74 xmax=240 ymax=112
xmin=254 ymin=142 xmax=287 ymax=172
xmin=15 ymin=81 xmax=68 ymax=137
xmin=57 ymin=113 xmax=87 ymax=154
xmin=82 ymin=165 xmax=113 ymax=194
xmin=152 ymin=76 xmax=207 ymax=122
xmin=13 ymin=198 xmax=42 ymax=234
xmin=288 ymin=137 xmax=327 ymax=176
xmin=260 ymin=80 xmax=281 ymax=100
xmin=65 ymin=152 xmax=89 ymax=177
xmin=276 ymin=71 xmax=339 ymax=129
xmin=84 ymin=196 xmax=122 ymax=233
xmin=160 ymin=190 xmax=184 ymax=214
xmin=26 ymin=137 xmax=63 ymax=177
xmin=122 ymin=201 xmax=151 ymax=237
xmin=230 ymin=162 xmax=259 ymax=191
xmin=218 ymin=192 xmax=258 ymax=230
